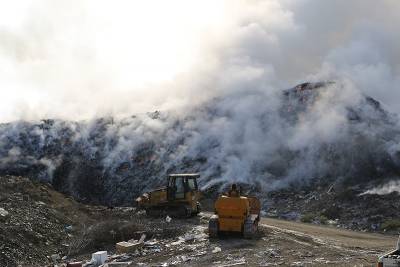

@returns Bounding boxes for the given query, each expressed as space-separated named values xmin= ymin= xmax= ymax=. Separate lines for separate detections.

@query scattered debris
xmin=378 ymin=235 xmax=400 ymax=266
xmin=212 ymin=246 xmax=222 ymax=253
xmin=0 ymin=208 xmax=9 ymax=221
xmin=0 ymin=175 xmax=393 ymax=266
xmin=51 ymin=253 xmax=61 ymax=263
xmin=116 ymin=234 xmax=145 ymax=253
xmin=90 ymin=251 xmax=107 ymax=266
xmin=266 ymin=183 xmax=400 ymax=232
xmin=67 ymin=262 xmax=83 ymax=267
xmin=217 ymin=257 xmax=246 ymax=267
xmin=115 ymin=241 xmax=140 ymax=254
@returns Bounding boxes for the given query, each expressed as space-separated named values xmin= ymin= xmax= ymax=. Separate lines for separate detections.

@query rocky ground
xmin=264 ymin=180 xmax=400 ymax=233
xmin=1 ymin=175 xmax=398 ymax=267
xmin=0 ymin=175 xmax=190 ymax=266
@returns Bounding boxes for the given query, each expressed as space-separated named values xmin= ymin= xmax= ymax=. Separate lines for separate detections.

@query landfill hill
xmin=0 ymin=82 xmax=399 ymax=207
xmin=1 ymin=82 xmax=400 ymax=236
xmin=0 ymin=175 xmax=397 ymax=267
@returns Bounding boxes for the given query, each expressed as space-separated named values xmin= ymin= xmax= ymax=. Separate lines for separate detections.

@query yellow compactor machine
xmin=135 ymin=173 xmax=201 ymax=217
xmin=209 ymin=186 xmax=261 ymax=238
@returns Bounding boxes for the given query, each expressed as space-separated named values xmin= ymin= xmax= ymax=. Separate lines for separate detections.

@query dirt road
xmin=261 ymin=217 xmax=397 ymax=252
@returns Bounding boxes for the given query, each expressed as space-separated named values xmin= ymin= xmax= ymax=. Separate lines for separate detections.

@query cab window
xmin=168 ymin=177 xmax=174 ymax=187
xmin=175 ymin=177 xmax=185 ymax=199
xmin=187 ymin=178 xmax=197 ymax=191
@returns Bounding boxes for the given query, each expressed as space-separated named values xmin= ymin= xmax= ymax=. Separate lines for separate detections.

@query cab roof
xmin=168 ymin=173 xmax=200 ymax=178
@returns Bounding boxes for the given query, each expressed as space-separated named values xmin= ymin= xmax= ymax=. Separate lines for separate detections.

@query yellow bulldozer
xmin=209 ymin=184 xmax=261 ymax=238
xmin=135 ymin=173 xmax=201 ymax=217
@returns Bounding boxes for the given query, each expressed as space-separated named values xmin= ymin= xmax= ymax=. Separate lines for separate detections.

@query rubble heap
xmin=0 ymin=175 xmax=191 ymax=266
xmin=0 ymin=175 xmax=392 ymax=266
xmin=265 ymin=180 xmax=400 ymax=232
xmin=0 ymin=175 xmax=78 ymax=265
xmin=0 ymin=82 xmax=399 ymax=207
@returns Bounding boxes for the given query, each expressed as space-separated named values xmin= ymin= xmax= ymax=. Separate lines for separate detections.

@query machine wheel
xmin=183 ymin=206 xmax=192 ymax=218
xmin=166 ymin=205 xmax=192 ymax=218
xmin=243 ymin=218 xmax=256 ymax=239
xmin=145 ymin=207 xmax=162 ymax=217
xmin=208 ymin=217 xmax=219 ymax=238
xmin=193 ymin=202 xmax=201 ymax=215
xmin=180 ymin=206 xmax=192 ymax=218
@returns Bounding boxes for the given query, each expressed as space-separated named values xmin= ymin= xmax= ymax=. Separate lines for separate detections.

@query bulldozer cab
xmin=167 ymin=173 xmax=199 ymax=201
xmin=136 ymin=173 xmax=202 ymax=217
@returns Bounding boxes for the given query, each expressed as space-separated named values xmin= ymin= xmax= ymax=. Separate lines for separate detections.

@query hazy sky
xmin=0 ymin=0 xmax=399 ymax=121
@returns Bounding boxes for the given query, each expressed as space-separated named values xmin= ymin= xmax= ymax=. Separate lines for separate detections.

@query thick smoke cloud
xmin=1 ymin=0 xmax=400 ymax=119
xmin=0 ymin=1 xmax=400 ymax=203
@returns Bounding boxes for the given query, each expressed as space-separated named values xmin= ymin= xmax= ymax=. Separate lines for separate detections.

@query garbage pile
xmin=0 ymin=175 xmax=192 ymax=266
xmin=0 ymin=175 xmax=386 ymax=266
xmin=0 ymin=175 xmax=77 ymax=266
xmin=47 ymin=224 xmax=211 ymax=267
xmin=265 ymin=181 xmax=400 ymax=232
xmin=0 ymin=82 xmax=399 ymax=209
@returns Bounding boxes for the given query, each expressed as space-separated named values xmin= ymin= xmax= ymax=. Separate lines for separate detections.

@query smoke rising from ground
xmin=0 ymin=1 xmax=400 ymax=202
xmin=0 ymin=81 xmax=399 ymax=204
xmin=360 ymin=180 xmax=400 ymax=196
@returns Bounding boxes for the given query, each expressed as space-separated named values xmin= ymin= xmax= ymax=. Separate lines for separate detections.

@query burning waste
xmin=0 ymin=82 xmax=399 ymax=206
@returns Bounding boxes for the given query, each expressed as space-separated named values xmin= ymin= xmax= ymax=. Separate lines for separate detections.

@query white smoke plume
xmin=0 ymin=1 xmax=400 ymax=203
xmin=360 ymin=180 xmax=400 ymax=196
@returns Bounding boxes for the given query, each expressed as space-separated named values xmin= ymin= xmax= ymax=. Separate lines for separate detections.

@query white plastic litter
xmin=212 ymin=246 xmax=222 ymax=253
xmin=0 ymin=208 xmax=9 ymax=218
xmin=92 ymin=251 xmax=107 ymax=265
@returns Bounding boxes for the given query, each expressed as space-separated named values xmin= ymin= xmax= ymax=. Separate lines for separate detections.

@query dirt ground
xmin=1 ymin=175 xmax=398 ymax=267
xmin=115 ymin=214 xmax=397 ymax=267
